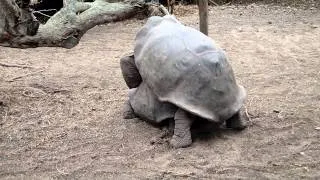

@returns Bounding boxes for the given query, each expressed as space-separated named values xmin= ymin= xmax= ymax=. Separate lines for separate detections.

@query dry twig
xmin=0 ymin=62 xmax=33 ymax=69
xmin=244 ymin=106 xmax=252 ymax=123
xmin=159 ymin=4 xmax=170 ymax=15
xmin=6 ymin=69 xmax=44 ymax=82
xmin=33 ymin=11 xmax=52 ymax=18
xmin=208 ymin=0 xmax=219 ymax=6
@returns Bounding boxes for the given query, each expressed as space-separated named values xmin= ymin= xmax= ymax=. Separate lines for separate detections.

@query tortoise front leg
xmin=170 ymin=108 xmax=194 ymax=148
xmin=120 ymin=54 xmax=142 ymax=89
xmin=120 ymin=55 xmax=141 ymax=119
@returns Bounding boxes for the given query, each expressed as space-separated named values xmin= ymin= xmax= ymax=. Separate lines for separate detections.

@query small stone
xmin=268 ymin=21 xmax=272 ymax=24
xmin=278 ymin=114 xmax=284 ymax=119
xmin=150 ymin=139 xmax=155 ymax=145
xmin=303 ymin=167 xmax=309 ymax=172
xmin=310 ymin=24 xmax=318 ymax=29
xmin=315 ymin=127 xmax=320 ymax=130
xmin=91 ymin=155 xmax=98 ymax=159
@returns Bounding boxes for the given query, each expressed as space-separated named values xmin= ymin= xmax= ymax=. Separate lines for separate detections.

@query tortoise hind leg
xmin=120 ymin=54 xmax=142 ymax=89
xmin=170 ymin=108 xmax=194 ymax=148
xmin=226 ymin=111 xmax=247 ymax=130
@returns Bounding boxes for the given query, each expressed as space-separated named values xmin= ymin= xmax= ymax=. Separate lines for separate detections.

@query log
xmin=0 ymin=0 xmax=168 ymax=48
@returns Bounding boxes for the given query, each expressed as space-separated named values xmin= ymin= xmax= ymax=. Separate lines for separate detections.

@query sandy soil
xmin=0 ymin=4 xmax=320 ymax=179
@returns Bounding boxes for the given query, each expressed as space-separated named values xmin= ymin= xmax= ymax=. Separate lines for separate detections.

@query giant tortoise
xmin=120 ymin=15 xmax=247 ymax=148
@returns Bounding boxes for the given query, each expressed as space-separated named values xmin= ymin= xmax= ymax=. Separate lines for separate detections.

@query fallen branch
xmin=1 ymin=0 xmax=168 ymax=49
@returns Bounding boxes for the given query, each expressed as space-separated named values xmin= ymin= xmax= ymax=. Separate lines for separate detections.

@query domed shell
xmin=131 ymin=15 xmax=246 ymax=123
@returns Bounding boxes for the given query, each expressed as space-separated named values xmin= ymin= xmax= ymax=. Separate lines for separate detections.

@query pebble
xmin=310 ymin=24 xmax=318 ymax=29
xmin=299 ymin=152 xmax=305 ymax=156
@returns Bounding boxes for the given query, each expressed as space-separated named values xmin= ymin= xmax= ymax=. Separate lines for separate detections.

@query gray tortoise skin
xmin=120 ymin=15 xmax=247 ymax=148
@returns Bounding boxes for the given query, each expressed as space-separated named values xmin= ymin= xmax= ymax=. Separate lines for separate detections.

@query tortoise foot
xmin=123 ymin=100 xmax=136 ymax=119
xmin=169 ymin=133 xmax=192 ymax=148
xmin=226 ymin=112 xmax=247 ymax=130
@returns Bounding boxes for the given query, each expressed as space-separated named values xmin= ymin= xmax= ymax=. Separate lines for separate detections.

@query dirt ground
xmin=0 ymin=4 xmax=320 ymax=179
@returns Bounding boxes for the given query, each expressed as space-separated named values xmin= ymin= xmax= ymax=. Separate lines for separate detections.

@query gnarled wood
xmin=0 ymin=0 xmax=168 ymax=48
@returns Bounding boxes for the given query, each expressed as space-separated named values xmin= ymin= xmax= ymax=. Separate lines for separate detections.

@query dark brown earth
xmin=0 ymin=4 xmax=320 ymax=179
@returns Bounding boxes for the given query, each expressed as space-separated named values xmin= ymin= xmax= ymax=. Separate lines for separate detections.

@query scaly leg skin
xmin=170 ymin=109 xmax=194 ymax=148
xmin=120 ymin=55 xmax=142 ymax=89
xmin=225 ymin=111 xmax=247 ymax=130
xmin=122 ymin=99 xmax=136 ymax=119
